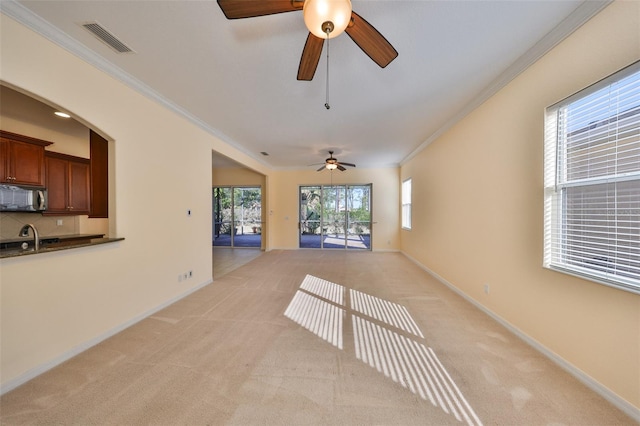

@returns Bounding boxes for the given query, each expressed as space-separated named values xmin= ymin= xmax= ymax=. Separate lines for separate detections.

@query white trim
xmin=372 ymin=248 xmax=400 ymax=253
xmin=400 ymin=251 xmax=640 ymax=423
xmin=401 ymin=0 xmax=612 ymax=166
xmin=0 ymin=278 xmax=213 ymax=395
xmin=0 ymin=0 xmax=611 ymax=172
xmin=547 ymin=265 xmax=640 ymax=296
xmin=0 ymin=0 xmax=269 ymax=169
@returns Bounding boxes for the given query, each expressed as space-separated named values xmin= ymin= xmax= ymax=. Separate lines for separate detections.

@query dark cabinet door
xmin=45 ymin=152 xmax=90 ymax=215
xmin=69 ymin=161 xmax=90 ymax=214
xmin=45 ymin=155 xmax=69 ymax=213
xmin=0 ymin=138 xmax=7 ymax=183
xmin=11 ymin=140 xmax=46 ymax=186
xmin=0 ymin=133 xmax=50 ymax=187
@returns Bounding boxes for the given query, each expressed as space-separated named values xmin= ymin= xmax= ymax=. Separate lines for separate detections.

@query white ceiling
xmin=3 ymin=0 xmax=609 ymax=170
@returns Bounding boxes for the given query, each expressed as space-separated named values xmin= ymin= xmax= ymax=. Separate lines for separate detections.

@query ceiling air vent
xmin=81 ymin=22 xmax=134 ymax=53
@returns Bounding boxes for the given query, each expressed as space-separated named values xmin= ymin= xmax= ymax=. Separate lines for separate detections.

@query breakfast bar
xmin=0 ymin=234 xmax=124 ymax=258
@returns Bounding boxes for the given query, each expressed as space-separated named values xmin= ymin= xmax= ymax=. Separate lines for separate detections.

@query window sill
xmin=545 ymin=264 xmax=640 ymax=295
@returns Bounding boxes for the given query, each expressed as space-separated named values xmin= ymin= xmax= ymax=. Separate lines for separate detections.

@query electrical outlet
xmin=484 ymin=284 xmax=490 ymax=295
xmin=178 ymin=271 xmax=193 ymax=283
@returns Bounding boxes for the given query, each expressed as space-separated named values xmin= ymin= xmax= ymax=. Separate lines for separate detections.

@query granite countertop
xmin=0 ymin=234 xmax=124 ymax=259
xmin=1 ymin=233 xmax=105 ymax=245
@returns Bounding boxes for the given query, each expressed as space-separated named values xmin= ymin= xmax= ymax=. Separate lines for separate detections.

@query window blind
xmin=544 ymin=61 xmax=640 ymax=294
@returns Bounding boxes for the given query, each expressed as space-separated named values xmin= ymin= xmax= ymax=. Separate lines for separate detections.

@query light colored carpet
xmin=0 ymin=250 xmax=634 ymax=425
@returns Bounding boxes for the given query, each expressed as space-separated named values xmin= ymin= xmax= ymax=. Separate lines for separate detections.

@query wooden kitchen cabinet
xmin=45 ymin=152 xmax=90 ymax=215
xmin=0 ymin=130 xmax=52 ymax=187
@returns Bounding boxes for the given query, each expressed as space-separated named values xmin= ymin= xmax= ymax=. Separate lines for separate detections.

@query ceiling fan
xmin=314 ymin=151 xmax=356 ymax=171
xmin=216 ymin=0 xmax=398 ymax=81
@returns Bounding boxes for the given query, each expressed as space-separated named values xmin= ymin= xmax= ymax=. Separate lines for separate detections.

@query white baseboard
xmin=266 ymin=247 xmax=400 ymax=252
xmin=0 ymin=278 xmax=213 ymax=395
xmin=400 ymin=251 xmax=640 ymax=423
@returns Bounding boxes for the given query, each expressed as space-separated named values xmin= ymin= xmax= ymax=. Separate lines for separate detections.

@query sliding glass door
xmin=299 ymin=184 xmax=371 ymax=250
xmin=346 ymin=185 xmax=372 ymax=249
xmin=213 ymin=186 xmax=262 ymax=248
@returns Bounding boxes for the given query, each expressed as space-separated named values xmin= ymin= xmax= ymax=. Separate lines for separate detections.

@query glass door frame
xmin=299 ymin=184 xmax=372 ymax=250
xmin=213 ymin=185 xmax=263 ymax=249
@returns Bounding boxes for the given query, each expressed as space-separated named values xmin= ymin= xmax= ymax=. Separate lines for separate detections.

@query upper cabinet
xmin=0 ymin=130 xmax=52 ymax=187
xmin=45 ymin=152 xmax=90 ymax=215
xmin=0 ymin=129 xmax=107 ymax=218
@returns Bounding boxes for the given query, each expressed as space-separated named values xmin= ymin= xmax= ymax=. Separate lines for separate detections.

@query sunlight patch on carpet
xmin=351 ymin=289 xmax=424 ymax=338
xmin=284 ymin=274 xmax=482 ymax=426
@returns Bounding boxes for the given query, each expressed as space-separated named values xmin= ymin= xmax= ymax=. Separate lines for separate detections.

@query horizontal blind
xmin=544 ymin=61 xmax=640 ymax=293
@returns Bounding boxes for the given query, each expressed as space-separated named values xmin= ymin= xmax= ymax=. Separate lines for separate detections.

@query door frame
xmin=213 ymin=185 xmax=263 ymax=249
xmin=298 ymin=184 xmax=372 ymax=250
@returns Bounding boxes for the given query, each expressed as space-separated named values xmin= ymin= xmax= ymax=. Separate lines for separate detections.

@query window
xmin=544 ymin=61 xmax=640 ymax=294
xmin=402 ymin=178 xmax=412 ymax=229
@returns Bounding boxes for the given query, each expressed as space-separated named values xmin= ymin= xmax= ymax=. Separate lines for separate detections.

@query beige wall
xmin=0 ymin=13 xmax=397 ymax=393
xmin=401 ymin=0 xmax=639 ymax=410
xmin=212 ymin=166 xmax=265 ymax=187
xmin=0 ymin=13 xmax=270 ymax=390
xmin=0 ymin=85 xmax=90 ymax=158
xmin=1 ymin=0 xmax=637 ymax=414
xmin=268 ymin=168 xmax=399 ymax=251
xmin=213 ymin=165 xmax=399 ymax=251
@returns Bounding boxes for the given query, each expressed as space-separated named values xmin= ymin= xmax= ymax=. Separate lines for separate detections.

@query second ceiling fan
xmin=217 ymin=0 xmax=398 ymax=81
xmin=314 ymin=151 xmax=355 ymax=171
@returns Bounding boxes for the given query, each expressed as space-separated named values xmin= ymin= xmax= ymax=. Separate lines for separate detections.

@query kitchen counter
xmin=0 ymin=234 xmax=124 ymax=259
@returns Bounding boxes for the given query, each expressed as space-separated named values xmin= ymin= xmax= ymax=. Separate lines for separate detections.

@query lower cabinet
xmin=45 ymin=152 xmax=90 ymax=215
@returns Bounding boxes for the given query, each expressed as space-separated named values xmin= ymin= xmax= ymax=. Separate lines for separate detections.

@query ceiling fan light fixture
xmin=326 ymin=163 xmax=338 ymax=170
xmin=303 ymin=0 xmax=352 ymax=39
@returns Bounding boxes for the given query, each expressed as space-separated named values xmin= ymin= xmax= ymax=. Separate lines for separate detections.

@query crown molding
xmin=400 ymin=0 xmax=613 ymax=166
xmin=0 ymin=0 xmax=270 ymax=169
xmin=0 ymin=0 xmax=612 ymax=171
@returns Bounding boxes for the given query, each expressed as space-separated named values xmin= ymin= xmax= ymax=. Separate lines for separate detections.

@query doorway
xmin=213 ymin=186 xmax=262 ymax=248
xmin=299 ymin=184 xmax=372 ymax=250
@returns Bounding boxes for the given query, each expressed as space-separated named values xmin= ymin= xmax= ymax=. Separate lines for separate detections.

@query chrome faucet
xmin=19 ymin=224 xmax=40 ymax=251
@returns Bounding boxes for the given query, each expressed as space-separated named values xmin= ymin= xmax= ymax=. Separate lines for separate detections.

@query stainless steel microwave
xmin=0 ymin=185 xmax=47 ymax=212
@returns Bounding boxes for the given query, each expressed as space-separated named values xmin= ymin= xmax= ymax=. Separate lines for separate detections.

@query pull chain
xmin=325 ymin=29 xmax=330 ymax=110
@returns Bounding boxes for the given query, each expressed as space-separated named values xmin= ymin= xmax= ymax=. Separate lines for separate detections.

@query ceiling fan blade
xmin=217 ymin=0 xmax=302 ymax=19
xmin=337 ymin=165 xmax=347 ymax=171
xmin=338 ymin=162 xmax=356 ymax=167
xmin=298 ymin=33 xmax=324 ymax=81
xmin=345 ymin=11 xmax=398 ymax=68
xmin=317 ymin=165 xmax=326 ymax=172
